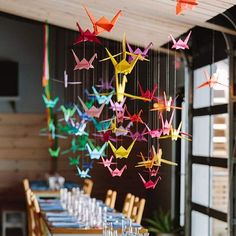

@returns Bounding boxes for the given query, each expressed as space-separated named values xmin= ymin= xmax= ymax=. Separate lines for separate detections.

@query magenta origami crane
xmin=138 ymin=81 xmax=158 ymax=101
xmin=197 ymin=70 xmax=226 ymax=89
xmin=146 ymin=167 xmax=160 ymax=177
xmin=93 ymin=130 xmax=119 ymax=142
xmin=169 ymin=31 xmax=191 ymax=50
xmin=144 ymin=124 xmax=163 ymax=138
xmin=84 ymin=6 xmax=122 ymax=35
xmin=72 ymin=49 xmax=97 ymax=70
xmin=128 ymin=127 xmax=147 ymax=142
xmin=127 ymin=42 xmax=153 ymax=62
xmin=53 ymin=70 xmax=81 ymax=88
xmin=138 ymin=173 xmax=161 ymax=189
xmin=107 ymin=164 xmax=127 ymax=177
xmin=98 ymin=156 xmax=116 ymax=167
xmin=74 ymin=22 xmax=101 ymax=45
xmin=78 ymin=96 xmax=105 ymax=118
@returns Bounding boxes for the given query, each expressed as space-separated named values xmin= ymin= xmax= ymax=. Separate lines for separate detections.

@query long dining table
xmin=33 ymin=189 xmax=148 ymax=236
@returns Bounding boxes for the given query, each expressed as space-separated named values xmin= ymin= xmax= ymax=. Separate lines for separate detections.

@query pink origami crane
xmin=169 ymin=31 xmax=191 ymax=50
xmin=144 ymin=124 xmax=163 ymax=138
xmin=107 ymin=165 xmax=127 ymax=177
xmin=98 ymin=156 xmax=116 ymax=167
xmin=160 ymin=110 xmax=175 ymax=135
xmin=72 ymin=50 xmax=97 ymax=70
xmin=197 ymin=70 xmax=226 ymax=89
xmin=74 ymin=22 xmax=101 ymax=45
xmin=176 ymin=0 xmax=198 ymax=15
xmin=78 ymin=96 xmax=105 ymax=118
xmin=138 ymin=82 xmax=158 ymax=101
xmin=127 ymin=42 xmax=153 ymax=62
xmin=53 ymin=70 xmax=81 ymax=88
xmin=138 ymin=173 xmax=161 ymax=189
xmin=110 ymin=97 xmax=126 ymax=112
xmin=84 ymin=6 xmax=122 ymax=35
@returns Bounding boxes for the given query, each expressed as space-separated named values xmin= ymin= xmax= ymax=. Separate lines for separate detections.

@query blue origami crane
xmin=75 ymin=104 xmax=93 ymax=121
xmin=76 ymin=166 xmax=91 ymax=178
xmin=91 ymin=86 xmax=114 ymax=104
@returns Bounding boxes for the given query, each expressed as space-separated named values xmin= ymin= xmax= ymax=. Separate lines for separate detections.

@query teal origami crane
xmin=42 ymin=94 xmax=59 ymax=108
xmin=86 ymin=142 xmax=107 ymax=160
xmin=92 ymin=117 xmax=113 ymax=132
xmin=91 ymin=86 xmax=114 ymax=104
xmin=60 ymin=105 xmax=76 ymax=122
xmin=48 ymin=147 xmax=60 ymax=158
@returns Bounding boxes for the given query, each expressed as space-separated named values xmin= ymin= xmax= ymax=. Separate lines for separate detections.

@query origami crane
xmin=53 ymin=70 xmax=81 ymax=88
xmin=92 ymin=117 xmax=113 ymax=132
xmin=170 ymin=31 xmax=191 ymax=50
xmin=68 ymin=156 xmax=80 ymax=166
xmin=125 ymin=108 xmax=144 ymax=124
xmin=108 ymin=139 xmax=136 ymax=159
xmin=128 ymin=127 xmax=147 ymax=142
xmin=92 ymin=86 xmax=114 ymax=104
xmin=74 ymin=22 xmax=101 ymax=44
xmin=76 ymin=166 xmax=91 ymax=178
xmin=145 ymin=167 xmax=160 ymax=177
xmin=48 ymin=147 xmax=60 ymax=158
xmin=72 ymin=49 xmax=97 ymax=70
xmin=86 ymin=142 xmax=107 ymax=160
xmin=96 ymin=77 xmax=114 ymax=90
xmin=138 ymin=81 xmax=158 ymax=101
xmin=116 ymin=74 xmax=128 ymax=102
xmin=176 ymin=0 xmax=198 ymax=15
xmin=93 ymin=130 xmax=120 ymax=142
xmin=75 ymin=105 xmax=93 ymax=121
xmin=115 ymin=122 xmax=133 ymax=136
xmin=84 ymin=6 xmax=122 ymax=35
xmin=138 ymin=173 xmax=161 ymax=189
xmin=60 ymin=105 xmax=76 ymax=122
xmin=110 ymin=97 xmax=126 ymax=112
xmin=69 ymin=119 xmax=88 ymax=136
xmin=42 ymin=94 xmax=59 ymax=108
xmin=197 ymin=70 xmax=226 ymax=89
xmin=98 ymin=156 xmax=116 ymax=167
xmin=144 ymin=124 xmax=163 ymax=138
xmin=151 ymin=92 xmax=181 ymax=112
xmin=78 ymin=96 xmax=105 ymax=118
xmin=127 ymin=42 xmax=153 ymax=62
xmin=159 ymin=121 xmax=192 ymax=141
xmin=160 ymin=110 xmax=175 ymax=136
xmin=107 ymin=165 xmax=127 ymax=177
xmin=82 ymin=160 xmax=94 ymax=169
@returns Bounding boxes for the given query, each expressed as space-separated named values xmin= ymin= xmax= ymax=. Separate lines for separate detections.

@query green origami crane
xmin=48 ymin=147 xmax=60 ymax=158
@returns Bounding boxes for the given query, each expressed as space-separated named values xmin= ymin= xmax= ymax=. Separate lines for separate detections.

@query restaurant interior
xmin=0 ymin=1 xmax=236 ymax=236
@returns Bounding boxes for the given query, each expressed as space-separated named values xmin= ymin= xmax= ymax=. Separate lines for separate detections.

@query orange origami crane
xmin=108 ymin=139 xmax=136 ymax=159
xmin=84 ymin=6 xmax=122 ymax=35
xmin=176 ymin=0 xmax=198 ymax=15
xmin=197 ymin=70 xmax=227 ymax=89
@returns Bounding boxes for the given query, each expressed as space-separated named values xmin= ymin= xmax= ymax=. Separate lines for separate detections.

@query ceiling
xmin=0 ymin=0 xmax=235 ymax=49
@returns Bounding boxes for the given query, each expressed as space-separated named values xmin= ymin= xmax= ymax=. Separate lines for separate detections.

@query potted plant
xmin=145 ymin=209 xmax=182 ymax=236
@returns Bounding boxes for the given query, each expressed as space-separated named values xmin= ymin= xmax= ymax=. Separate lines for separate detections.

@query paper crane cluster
xmin=40 ymin=3 xmax=226 ymax=190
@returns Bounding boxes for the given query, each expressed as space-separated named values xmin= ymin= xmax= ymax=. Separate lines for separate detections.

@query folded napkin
xmin=45 ymin=212 xmax=68 ymax=217
xmin=47 ymin=216 xmax=77 ymax=222
xmin=51 ymin=222 xmax=85 ymax=228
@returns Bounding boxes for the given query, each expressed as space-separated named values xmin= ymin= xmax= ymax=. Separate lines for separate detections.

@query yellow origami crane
xmin=100 ymin=117 xmax=128 ymax=135
xmin=108 ymin=139 xmax=136 ymax=159
xmin=159 ymin=121 xmax=192 ymax=141
xmin=135 ymin=151 xmax=158 ymax=169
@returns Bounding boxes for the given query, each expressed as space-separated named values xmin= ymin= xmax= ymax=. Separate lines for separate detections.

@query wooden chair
xmin=23 ymin=178 xmax=30 ymax=192
xmin=31 ymin=194 xmax=43 ymax=236
xmin=130 ymin=196 xmax=146 ymax=224
xmin=25 ymin=189 xmax=35 ymax=236
xmin=105 ymin=189 xmax=117 ymax=209
xmin=83 ymin=179 xmax=93 ymax=196
xmin=122 ymin=193 xmax=135 ymax=218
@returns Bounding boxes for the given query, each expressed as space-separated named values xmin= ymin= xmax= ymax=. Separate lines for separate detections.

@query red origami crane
xmin=138 ymin=81 xmax=158 ymax=101
xmin=74 ymin=22 xmax=101 ymax=45
xmin=125 ymin=108 xmax=144 ymax=124
xmin=176 ymin=0 xmax=198 ymax=15
xmin=84 ymin=6 xmax=122 ymax=35
xmin=72 ymin=50 xmax=97 ymax=70
xmin=138 ymin=173 xmax=161 ymax=189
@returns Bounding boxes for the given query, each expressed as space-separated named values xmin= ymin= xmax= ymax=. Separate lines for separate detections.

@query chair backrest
xmin=83 ymin=179 xmax=93 ymax=196
xmin=105 ymin=189 xmax=117 ymax=209
xmin=25 ymin=189 xmax=35 ymax=236
xmin=23 ymin=178 xmax=30 ymax=192
xmin=122 ymin=193 xmax=135 ymax=218
xmin=31 ymin=194 xmax=43 ymax=236
xmin=130 ymin=196 xmax=146 ymax=224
